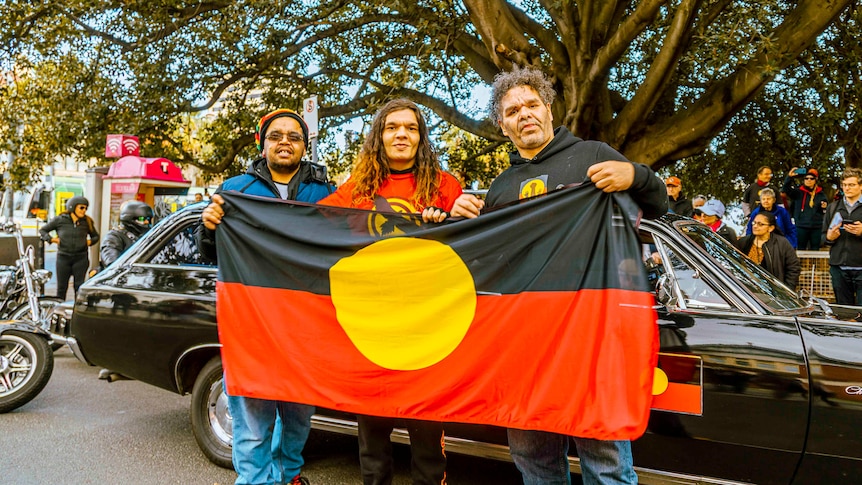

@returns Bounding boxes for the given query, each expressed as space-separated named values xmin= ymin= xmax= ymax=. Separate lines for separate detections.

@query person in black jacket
xmin=448 ymin=65 xmax=666 ymax=485
xmin=824 ymin=167 xmax=862 ymax=305
xmin=39 ymin=196 xmax=99 ymax=299
xmin=100 ymin=201 xmax=153 ymax=267
xmin=782 ymin=167 xmax=828 ymax=249
xmin=735 ymin=211 xmax=800 ymax=290
xmin=665 ymin=176 xmax=693 ymax=217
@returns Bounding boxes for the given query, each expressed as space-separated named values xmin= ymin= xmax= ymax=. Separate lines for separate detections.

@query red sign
xmin=110 ymin=182 xmax=141 ymax=194
xmin=105 ymin=135 xmax=141 ymax=158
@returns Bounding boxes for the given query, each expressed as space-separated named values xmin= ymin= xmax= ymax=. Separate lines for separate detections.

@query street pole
xmin=303 ymin=95 xmax=320 ymax=166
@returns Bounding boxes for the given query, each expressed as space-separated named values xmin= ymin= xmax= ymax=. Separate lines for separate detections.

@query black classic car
xmin=55 ymin=204 xmax=862 ymax=484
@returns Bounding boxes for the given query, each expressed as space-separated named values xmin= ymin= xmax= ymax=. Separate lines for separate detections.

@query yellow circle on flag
xmin=330 ymin=237 xmax=477 ymax=370
xmin=652 ymin=367 xmax=669 ymax=395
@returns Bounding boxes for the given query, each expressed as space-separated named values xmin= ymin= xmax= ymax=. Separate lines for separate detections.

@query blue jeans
xmin=507 ymin=429 xmax=637 ymax=485
xmin=228 ymin=393 xmax=315 ymax=485
xmin=830 ymin=266 xmax=862 ymax=305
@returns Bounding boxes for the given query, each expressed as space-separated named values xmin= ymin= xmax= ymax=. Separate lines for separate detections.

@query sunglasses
xmin=804 ymin=176 xmax=816 ymax=180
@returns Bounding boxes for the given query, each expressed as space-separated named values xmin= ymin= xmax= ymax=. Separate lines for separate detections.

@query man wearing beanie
xmin=195 ymin=108 xmax=333 ymax=485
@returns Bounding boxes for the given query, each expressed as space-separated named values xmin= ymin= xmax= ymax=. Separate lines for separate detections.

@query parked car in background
xmin=52 ymin=205 xmax=862 ymax=485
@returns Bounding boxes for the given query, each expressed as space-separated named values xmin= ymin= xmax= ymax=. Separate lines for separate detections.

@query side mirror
xmin=656 ymin=273 xmax=678 ymax=309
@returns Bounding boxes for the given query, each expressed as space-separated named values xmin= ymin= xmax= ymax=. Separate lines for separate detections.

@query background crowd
xmin=665 ymin=165 xmax=862 ymax=306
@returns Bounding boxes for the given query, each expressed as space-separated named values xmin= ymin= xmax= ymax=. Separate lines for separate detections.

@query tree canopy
xmin=0 ymin=0 xmax=856 ymax=192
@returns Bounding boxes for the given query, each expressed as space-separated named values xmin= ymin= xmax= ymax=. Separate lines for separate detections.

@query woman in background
xmin=39 ymin=196 xmax=99 ymax=299
xmin=736 ymin=211 xmax=800 ymax=290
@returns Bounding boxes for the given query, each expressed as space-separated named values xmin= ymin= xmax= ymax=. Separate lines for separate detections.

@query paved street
xmin=1 ymin=347 xmax=525 ymax=484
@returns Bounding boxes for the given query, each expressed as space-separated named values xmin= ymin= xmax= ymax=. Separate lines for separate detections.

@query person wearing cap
xmin=195 ymin=108 xmax=333 ymax=485
xmin=745 ymin=188 xmax=797 ymax=248
xmin=39 ymin=196 xmax=100 ymax=299
xmin=665 ymin=176 xmax=693 ymax=217
xmin=782 ymin=167 xmax=828 ymax=249
xmin=741 ymin=166 xmax=777 ymax=218
xmin=699 ymin=199 xmax=738 ymax=244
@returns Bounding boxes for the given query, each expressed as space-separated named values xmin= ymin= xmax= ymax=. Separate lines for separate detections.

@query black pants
xmin=56 ymin=252 xmax=89 ymax=300
xmin=796 ymin=226 xmax=822 ymax=250
xmin=358 ymin=415 xmax=446 ymax=485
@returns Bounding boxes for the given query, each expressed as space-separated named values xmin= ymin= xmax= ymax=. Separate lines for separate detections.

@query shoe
xmin=288 ymin=475 xmax=310 ymax=485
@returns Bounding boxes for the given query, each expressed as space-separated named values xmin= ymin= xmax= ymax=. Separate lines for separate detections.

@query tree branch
xmin=623 ymin=0 xmax=852 ymax=164
xmin=609 ymin=0 xmax=699 ymax=145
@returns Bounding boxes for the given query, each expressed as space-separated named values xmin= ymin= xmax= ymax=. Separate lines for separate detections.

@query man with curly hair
xmin=450 ymin=66 xmax=666 ymax=485
xmin=321 ymin=98 xmax=461 ymax=485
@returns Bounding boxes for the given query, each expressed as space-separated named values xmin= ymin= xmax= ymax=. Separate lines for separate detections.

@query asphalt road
xmin=1 ymin=347 xmax=525 ymax=485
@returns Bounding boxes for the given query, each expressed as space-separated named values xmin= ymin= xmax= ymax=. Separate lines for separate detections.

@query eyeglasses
xmin=752 ymin=222 xmax=772 ymax=227
xmin=666 ymin=184 xmax=678 ymax=188
xmin=265 ymin=131 xmax=304 ymax=143
xmin=803 ymin=176 xmax=816 ymax=180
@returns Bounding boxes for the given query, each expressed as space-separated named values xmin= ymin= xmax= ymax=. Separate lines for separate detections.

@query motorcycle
xmin=0 ymin=321 xmax=54 ymax=413
xmin=0 ymin=221 xmax=57 ymax=413
xmin=0 ymin=222 xmax=64 ymax=348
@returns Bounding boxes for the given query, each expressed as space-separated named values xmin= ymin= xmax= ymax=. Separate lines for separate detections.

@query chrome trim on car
xmin=174 ymin=343 xmax=221 ymax=394
xmin=65 ymin=337 xmax=92 ymax=365
xmin=310 ymin=416 xmax=748 ymax=485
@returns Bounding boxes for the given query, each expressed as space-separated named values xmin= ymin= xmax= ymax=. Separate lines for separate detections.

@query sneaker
xmin=288 ymin=475 xmax=309 ymax=485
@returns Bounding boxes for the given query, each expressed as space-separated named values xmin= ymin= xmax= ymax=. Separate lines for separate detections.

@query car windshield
xmin=675 ymin=221 xmax=809 ymax=311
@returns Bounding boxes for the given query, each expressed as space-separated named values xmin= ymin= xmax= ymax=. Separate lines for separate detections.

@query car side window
xmin=147 ymin=225 xmax=212 ymax=267
xmin=659 ymin=244 xmax=735 ymax=311
xmin=667 ymin=248 xmax=733 ymax=310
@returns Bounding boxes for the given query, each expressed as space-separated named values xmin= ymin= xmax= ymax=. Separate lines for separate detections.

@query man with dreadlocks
xmin=320 ymin=98 xmax=461 ymax=485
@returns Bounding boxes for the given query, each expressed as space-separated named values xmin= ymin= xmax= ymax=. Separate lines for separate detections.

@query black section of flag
xmin=216 ymin=184 xmax=649 ymax=295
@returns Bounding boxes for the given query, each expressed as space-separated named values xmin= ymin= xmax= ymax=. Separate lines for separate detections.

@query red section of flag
xmin=218 ymin=282 xmax=658 ymax=440
xmin=651 ymin=353 xmax=703 ymax=415
xmin=651 ymin=383 xmax=703 ymax=415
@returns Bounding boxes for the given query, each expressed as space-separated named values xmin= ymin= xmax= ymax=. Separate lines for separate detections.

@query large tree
xmin=0 ymin=0 xmax=854 ymax=186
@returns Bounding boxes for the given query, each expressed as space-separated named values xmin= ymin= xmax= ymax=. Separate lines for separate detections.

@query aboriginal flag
xmin=216 ymin=184 xmax=659 ymax=440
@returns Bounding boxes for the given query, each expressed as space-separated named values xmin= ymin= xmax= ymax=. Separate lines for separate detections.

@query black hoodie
xmin=486 ymin=127 xmax=667 ymax=219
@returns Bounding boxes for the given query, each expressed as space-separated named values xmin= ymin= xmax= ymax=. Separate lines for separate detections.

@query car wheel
xmin=9 ymin=297 xmax=65 ymax=351
xmin=190 ymin=356 xmax=233 ymax=469
xmin=0 ymin=330 xmax=54 ymax=413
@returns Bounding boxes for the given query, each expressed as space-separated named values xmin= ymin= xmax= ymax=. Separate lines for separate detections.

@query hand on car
xmin=587 ymin=161 xmax=635 ymax=193
xmin=449 ymin=194 xmax=485 ymax=219
xmin=201 ymin=194 xmax=225 ymax=230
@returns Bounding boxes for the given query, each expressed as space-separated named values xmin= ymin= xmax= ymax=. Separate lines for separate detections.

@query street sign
xmin=303 ymin=95 xmax=319 ymax=139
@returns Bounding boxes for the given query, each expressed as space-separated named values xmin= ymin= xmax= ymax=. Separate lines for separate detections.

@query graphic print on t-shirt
xmin=368 ymin=196 xmax=419 ymax=237
xmin=519 ymin=175 xmax=548 ymax=199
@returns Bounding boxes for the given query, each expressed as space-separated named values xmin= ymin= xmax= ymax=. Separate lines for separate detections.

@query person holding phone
xmin=824 ymin=167 xmax=862 ymax=305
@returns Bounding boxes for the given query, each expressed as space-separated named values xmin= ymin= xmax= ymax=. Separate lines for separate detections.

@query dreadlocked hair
xmin=349 ymin=99 xmax=441 ymax=208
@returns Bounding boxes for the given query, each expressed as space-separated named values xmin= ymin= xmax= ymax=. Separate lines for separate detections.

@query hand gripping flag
xmin=216 ymin=184 xmax=659 ymax=440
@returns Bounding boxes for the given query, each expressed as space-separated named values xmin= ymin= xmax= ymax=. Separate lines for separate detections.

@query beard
xmin=268 ymin=157 xmax=301 ymax=175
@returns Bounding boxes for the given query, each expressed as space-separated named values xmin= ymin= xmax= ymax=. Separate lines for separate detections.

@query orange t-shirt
xmin=321 ymin=171 xmax=462 ymax=212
